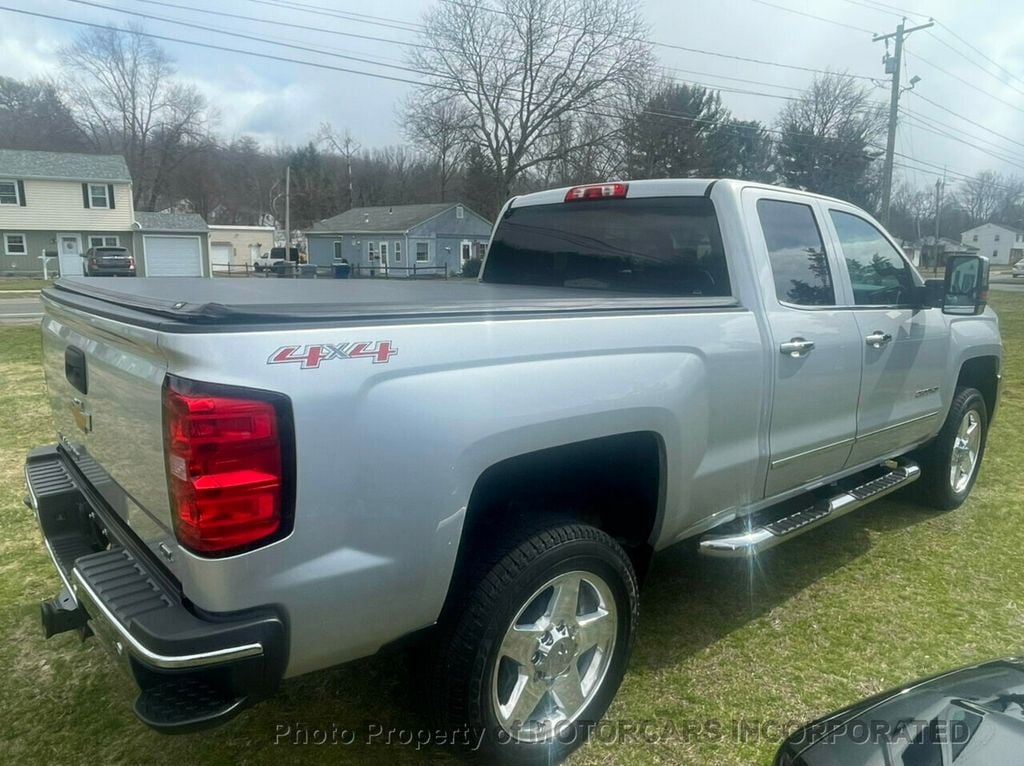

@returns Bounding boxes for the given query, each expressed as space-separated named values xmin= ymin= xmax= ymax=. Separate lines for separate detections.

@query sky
xmin=2 ymin=0 xmax=1023 ymax=192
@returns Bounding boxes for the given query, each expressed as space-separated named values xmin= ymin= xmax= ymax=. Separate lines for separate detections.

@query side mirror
xmin=942 ymin=254 xmax=989 ymax=315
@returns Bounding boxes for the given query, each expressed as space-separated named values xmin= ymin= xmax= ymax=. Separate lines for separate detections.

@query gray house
xmin=307 ymin=203 xmax=492 ymax=277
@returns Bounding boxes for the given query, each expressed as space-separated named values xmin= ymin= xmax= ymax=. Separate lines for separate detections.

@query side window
xmin=830 ymin=210 xmax=914 ymax=306
xmin=756 ymin=199 xmax=835 ymax=306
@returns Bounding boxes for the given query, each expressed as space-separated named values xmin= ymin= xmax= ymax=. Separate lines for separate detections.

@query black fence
xmin=211 ymin=262 xmax=453 ymax=279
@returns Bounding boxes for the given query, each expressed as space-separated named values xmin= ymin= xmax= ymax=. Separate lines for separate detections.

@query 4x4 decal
xmin=268 ymin=341 xmax=397 ymax=369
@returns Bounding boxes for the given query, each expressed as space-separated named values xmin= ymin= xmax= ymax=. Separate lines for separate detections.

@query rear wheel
xmin=430 ymin=523 xmax=638 ymax=765
xmin=913 ymin=386 xmax=988 ymax=510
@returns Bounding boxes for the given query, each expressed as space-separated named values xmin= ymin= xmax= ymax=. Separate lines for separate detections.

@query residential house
xmin=307 ymin=203 xmax=492 ymax=277
xmin=0 ymin=149 xmax=135 ymax=277
xmin=132 ymin=212 xmax=211 ymax=277
xmin=208 ymin=224 xmax=276 ymax=272
xmin=960 ymin=222 xmax=1024 ymax=266
xmin=905 ymin=236 xmax=978 ymax=270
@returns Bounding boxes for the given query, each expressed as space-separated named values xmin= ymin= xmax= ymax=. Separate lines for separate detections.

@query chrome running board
xmin=699 ymin=460 xmax=921 ymax=558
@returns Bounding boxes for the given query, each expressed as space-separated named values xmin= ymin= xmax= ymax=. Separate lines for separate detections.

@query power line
xmin=901 ymin=107 xmax=1024 ymax=164
xmin=14 ymin=0 xmax=1012 ymax=193
xmin=66 ymin=0 xmax=811 ymax=106
xmin=899 ymin=109 xmax=1024 ymax=169
xmin=746 ymin=0 xmax=876 ymax=34
xmin=934 ymin=21 xmax=1024 ymax=90
xmin=126 ymin=0 xmax=432 ymax=50
xmin=0 ymin=4 xmax=433 ymax=86
xmin=62 ymin=0 xmax=439 ymax=77
xmin=909 ymin=91 xmax=1024 ymax=152
xmin=434 ymin=0 xmax=878 ymax=81
xmin=905 ymin=45 xmax=1024 ymax=119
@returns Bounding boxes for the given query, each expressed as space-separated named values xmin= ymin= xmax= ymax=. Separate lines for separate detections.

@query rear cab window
xmin=756 ymin=198 xmax=836 ymax=307
xmin=482 ymin=196 xmax=731 ymax=297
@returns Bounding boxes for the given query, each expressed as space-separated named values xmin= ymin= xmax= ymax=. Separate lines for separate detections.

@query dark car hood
xmin=777 ymin=658 xmax=1024 ymax=766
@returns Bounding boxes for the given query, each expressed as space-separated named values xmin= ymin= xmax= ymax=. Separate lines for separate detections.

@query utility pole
xmin=284 ymin=165 xmax=291 ymax=252
xmin=932 ymin=172 xmax=945 ymax=274
xmin=874 ymin=18 xmax=934 ymax=227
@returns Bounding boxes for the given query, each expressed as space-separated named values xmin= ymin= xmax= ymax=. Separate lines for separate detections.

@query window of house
xmin=416 ymin=242 xmax=429 ymax=262
xmin=333 ymin=241 xmax=343 ymax=261
xmin=368 ymin=241 xmax=377 ymax=260
xmin=995 ymin=233 xmax=1001 ymax=242
xmin=993 ymin=249 xmax=999 ymax=258
xmin=756 ymin=199 xmax=835 ymax=306
xmin=89 ymin=184 xmax=110 ymax=208
xmin=4 ymin=233 xmax=27 ymax=255
xmin=972 ymin=234 xmax=979 ymax=242
xmin=0 ymin=180 xmax=20 ymax=205
xmin=89 ymin=236 xmax=119 ymax=248
xmin=461 ymin=241 xmax=472 ymax=261
xmin=830 ymin=210 xmax=915 ymax=306
xmin=394 ymin=241 xmax=402 ymax=261
xmin=456 ymin=204 xmax=464 ymax=219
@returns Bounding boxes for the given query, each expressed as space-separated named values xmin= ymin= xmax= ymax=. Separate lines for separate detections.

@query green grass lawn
xmin=0 ymin=278 xmax=52 ymax=293
xmin=1 ymin=295 xmax=1022 ymax=765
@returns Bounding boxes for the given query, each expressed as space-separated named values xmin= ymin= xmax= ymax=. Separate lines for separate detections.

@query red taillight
xmin=163 ymin=377 xmax=292 ymax=556
xmin=564 ymin=182 xmax=628 ymax=202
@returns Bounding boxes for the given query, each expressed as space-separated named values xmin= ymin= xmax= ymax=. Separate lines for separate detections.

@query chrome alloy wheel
xmin=950 ymin=409 xmax=982 ymax=494
xmin=490 ymin=570 xmax=618 ymax=742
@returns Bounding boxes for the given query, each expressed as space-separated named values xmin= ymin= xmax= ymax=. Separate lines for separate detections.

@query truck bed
xmin=45 ymin=277 xmax=738 ymax=330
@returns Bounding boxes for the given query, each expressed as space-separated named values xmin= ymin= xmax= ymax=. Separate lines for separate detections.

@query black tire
xmin=429 ymin=523 xmax=638 ymax=765
xmin=912 ymin=386 xmax=988 ymax=510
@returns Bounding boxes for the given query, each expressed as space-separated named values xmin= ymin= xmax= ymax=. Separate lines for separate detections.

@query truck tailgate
xmin=41 ymin=297 xmax=173 ymax=546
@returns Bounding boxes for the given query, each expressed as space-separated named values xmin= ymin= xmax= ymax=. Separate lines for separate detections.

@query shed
xmin=307 ymin=202 xmax=492 ymax=277
xmin=132 ymin=212 xmax=210 ymax=277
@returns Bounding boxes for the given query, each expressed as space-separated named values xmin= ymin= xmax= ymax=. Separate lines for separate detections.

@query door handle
xmin=865 ymin=331 xmax=893 ymax=348
xmin=780 ymin=338 xmax=815 ymax=357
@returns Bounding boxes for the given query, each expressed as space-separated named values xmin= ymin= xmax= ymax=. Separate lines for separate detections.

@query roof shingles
xmin=312 ymin=203 xmax=459 ymax=233
xmin=135 ymin=212 xmax=208 ymax=232
xmin=0 ymin=149 xmax=131 ymax=183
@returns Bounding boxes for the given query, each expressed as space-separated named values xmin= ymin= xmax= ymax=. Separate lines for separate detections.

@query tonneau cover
xmin=46 ymin=277 xmax=737 ymax=328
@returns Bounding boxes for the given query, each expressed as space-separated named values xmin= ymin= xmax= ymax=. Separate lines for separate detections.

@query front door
xmin=822 ymin=206 xmax=950 ymax=466
xmin=379 ymin=242 xmax=389 ymax=275
xmin=745 ymin=190 xmax=864 ymax=497
xmin=57 ymin=234 xmax=82 ymax=276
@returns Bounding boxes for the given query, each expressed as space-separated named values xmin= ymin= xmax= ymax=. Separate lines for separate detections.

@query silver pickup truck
xmin=25 ymin=179 xmax=1001 ymax=764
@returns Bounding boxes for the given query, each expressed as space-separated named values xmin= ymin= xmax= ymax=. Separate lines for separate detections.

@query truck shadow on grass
xmin=633 ymin=495 xmax=939 ymax=671
xmin=198 ymin=497 xmax=940 ymax=764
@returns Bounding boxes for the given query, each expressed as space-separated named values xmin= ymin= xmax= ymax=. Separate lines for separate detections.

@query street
xmin=0 ymin=296 xmax=42 ymax=322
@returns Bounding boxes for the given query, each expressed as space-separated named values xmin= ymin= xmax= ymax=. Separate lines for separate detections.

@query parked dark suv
xmin=82 ymin=246 xmax=136 ymax=277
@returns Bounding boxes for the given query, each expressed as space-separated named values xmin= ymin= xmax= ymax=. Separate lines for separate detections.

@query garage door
xmin=210 ymin=243 xmax=233 ymax=272
xmin=143 ymin=235 xmax=203 ymax=276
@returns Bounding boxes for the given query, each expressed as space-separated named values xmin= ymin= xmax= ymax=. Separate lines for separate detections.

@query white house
xmin=208 ymin=224 xmax=276 ymax=272
xmin=960 ymin=222 xmax=1024 ymax=266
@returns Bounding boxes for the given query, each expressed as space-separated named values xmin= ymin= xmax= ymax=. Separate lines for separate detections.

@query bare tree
xmin=400 ymin=94 xmax=472 ymax=201
xmin=775 ymin=72 xmax=886 ymax=209
xmin=316 ymin=123 xmax=361 ymax=211
xmin=408 ymin=0 xmax=652 ymax=207
xmin=58 ymin=25 xmax=211 ymax=209
xmin=957 ymin=170 xmax=1021 ymax=226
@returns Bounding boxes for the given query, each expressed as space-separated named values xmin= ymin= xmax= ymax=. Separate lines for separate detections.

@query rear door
xmin=822 ymin=205 xmax=950 ymax=465
xmin=743 ymin=190 xmax=863 ymax=496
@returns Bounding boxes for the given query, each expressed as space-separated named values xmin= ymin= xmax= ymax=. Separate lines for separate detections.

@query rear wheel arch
xmin=446 ymin=432 xmax=664 ymax=610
